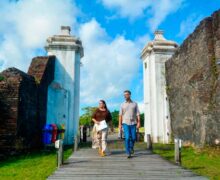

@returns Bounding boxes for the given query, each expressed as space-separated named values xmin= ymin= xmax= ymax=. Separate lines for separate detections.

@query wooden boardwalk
xmin=48 ymin=137 xmax=207 ymax=180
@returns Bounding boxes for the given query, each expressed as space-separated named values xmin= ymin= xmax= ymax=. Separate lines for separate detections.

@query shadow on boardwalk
xmin=48 ymin=134 xmax=207 ymax=180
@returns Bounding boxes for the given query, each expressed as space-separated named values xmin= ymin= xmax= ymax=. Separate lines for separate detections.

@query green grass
xmin=152 ymin=143 xmax=220 ymax=180
xmin=0 ymin=146 xmax=73 ymax=180
xmin=1 ymin=138 xmax=219 ymax=180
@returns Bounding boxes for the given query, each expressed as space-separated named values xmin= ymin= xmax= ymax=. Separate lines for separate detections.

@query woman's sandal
xmin=100 ymin=151 xmax=106 ymax=157
xmin=98 ymin=148 xmax=102 ymax=155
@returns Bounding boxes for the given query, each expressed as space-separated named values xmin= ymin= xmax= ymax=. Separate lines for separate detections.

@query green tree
xmin=79 ymin=106 xmax=97 ymax=126
xmin=110 ymin=111 xmax=144 ymax=127
xmin=111 ymin=110 xmax=119 ymax=127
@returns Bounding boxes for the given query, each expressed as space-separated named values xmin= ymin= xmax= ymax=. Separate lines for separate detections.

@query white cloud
xmin=135 ymin=33 xmax=151 ymax=49
xmin=99 ymin=0 xmax=184 ymax=31
xmin=100 ymin=0 xmax=151 ymax=20
xmin=178 ymin=14 xmax=202 ymax=38
xmin=0 ymin=0 xmax=78 ymax=72
xmin=79 ymin=19 xmax=142 ymax=106
xmin=148 ymin=0 xmax=184 ymax=31
xmin=0 ymin=0 xmax=149 ymax=111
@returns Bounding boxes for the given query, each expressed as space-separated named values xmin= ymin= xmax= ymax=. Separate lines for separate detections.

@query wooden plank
xmin=48 ymin=137 xmax=207 ymax=180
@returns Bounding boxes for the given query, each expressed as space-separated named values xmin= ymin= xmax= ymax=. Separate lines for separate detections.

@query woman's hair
xmin=99 ymin=100 xmax=108 ymax=110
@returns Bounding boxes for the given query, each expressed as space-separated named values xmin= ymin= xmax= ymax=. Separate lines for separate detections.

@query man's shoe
xmin=127 ymin=154 xmax=132 ymax=159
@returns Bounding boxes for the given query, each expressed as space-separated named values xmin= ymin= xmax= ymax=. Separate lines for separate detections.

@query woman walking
xmin=92 ymin=100 xmax=112 ymax=157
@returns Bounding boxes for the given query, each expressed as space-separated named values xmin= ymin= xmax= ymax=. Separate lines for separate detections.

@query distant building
xmin=141 ymin=30 xmax=178 ymax=143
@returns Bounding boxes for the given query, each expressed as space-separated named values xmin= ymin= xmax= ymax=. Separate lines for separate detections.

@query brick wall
xmin=28 ymin=56 xmax=55 ymax=131
xmin=0 ymin=56 xmax=55 ymax=156
xmin=0 ymin=68 xmax=37 ymax=154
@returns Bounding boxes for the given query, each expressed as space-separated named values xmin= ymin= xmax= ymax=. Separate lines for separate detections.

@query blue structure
xmin=45 ymin=26 xmax=84 ymax=145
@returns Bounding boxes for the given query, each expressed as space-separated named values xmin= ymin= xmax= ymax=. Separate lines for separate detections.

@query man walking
xmin=119 ymin=90 xmax=140 ymax=158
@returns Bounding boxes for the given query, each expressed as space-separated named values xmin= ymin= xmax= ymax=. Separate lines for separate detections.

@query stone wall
xmin=166 ymin=10 xmax=220 ymax=146
xmin=0 ymin=56 xmax=55 ymax=156
xmin=0 ymin=68 xmax=38 ymax=154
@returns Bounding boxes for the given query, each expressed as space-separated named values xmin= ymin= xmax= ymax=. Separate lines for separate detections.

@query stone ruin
xmin=0 ymin=56 xmax=55 ymax=156
xmin=166 ymin=10 xmax=220 ymax=146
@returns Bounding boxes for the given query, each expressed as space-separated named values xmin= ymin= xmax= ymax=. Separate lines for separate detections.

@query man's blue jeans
xmin=122 ymin=123 xmax=136 ymax=155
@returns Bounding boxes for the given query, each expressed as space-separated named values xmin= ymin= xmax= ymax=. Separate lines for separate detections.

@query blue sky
xmin=0 ymin=0 xmax=220 ymax=114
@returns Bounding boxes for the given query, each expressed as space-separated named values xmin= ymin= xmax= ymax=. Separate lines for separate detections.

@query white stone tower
xmin=45 ymin=26 xmax=83 ymax=145
xmin=141 ymin=30 xmax=177 ymax=143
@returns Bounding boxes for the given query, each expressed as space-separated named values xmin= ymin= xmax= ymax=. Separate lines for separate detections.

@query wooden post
xmin=79 ymin=126 xmax=83 ymax=143
xmin=147 ymin=134 xmax=153 ymax=151
xmin=136 ymin=128 xmax=140 ymax=142
xmin=56 ymin=140 xmax=64 ymax=168
xmin=118 ymin=129 xmax=123 ymax=139
xmin=87 ymin=126 xmax=90 ymax=137
xmin=74 ymin=135 xmax=78 ymax=152
xmin=83 ymin=126 xmax=87 ymax=142
xmin=175 ymin=138 xmax=182 ymax=165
